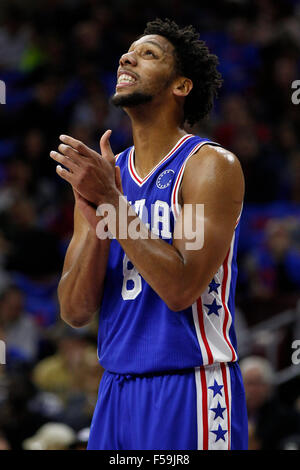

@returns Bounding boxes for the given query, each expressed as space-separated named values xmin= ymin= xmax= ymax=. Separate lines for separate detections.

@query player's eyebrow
xmin=141 ymin=40 xmax=166 ymax=52
xmin=130 ymin=39 xmax=168 ymax=54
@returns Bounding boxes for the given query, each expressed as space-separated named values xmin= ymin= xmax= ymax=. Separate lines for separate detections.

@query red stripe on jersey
xmin=171 ymin=140 xmax=218 ymax=219
xmin=128 ymin=147 xmax=136 ymax=180
xmin=221 ymin=250 xmax=236 ymax=362
xmin=171 ymin=163 xmax=185 ymax=217
xmin=171 ymin=142 xmax=203 ymax=219
xmin=200 ymin=367 xmax=209 ymax=450
xmin=129 ymin=134 xmax=193 ymax=186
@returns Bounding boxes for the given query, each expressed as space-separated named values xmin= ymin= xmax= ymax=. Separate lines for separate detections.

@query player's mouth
xmin=116 ymin=71 xmax=138 ymax=89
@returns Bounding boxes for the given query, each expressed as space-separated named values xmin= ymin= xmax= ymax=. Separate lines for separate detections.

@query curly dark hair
xmin=143 ymin=18 xmax=223 ymax=126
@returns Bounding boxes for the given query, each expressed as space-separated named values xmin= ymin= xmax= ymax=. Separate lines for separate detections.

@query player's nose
xmin=119 ymin=51 xmax=137 ymax=67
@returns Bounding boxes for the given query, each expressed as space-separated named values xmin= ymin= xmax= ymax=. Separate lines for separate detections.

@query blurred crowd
xmin=0 ymin=0 xmax=300 ymax=450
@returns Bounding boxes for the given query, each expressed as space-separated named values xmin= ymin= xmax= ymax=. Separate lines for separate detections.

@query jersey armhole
xmin=170 ymin=141 xmax=220 ymax=220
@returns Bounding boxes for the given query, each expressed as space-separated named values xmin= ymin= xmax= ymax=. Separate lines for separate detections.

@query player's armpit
xmin=172 ymin=144 xmax=244 ymax=309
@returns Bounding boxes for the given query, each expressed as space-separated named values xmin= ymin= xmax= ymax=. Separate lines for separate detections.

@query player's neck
xmin=129 ymin=108 xmax=187 ymax=179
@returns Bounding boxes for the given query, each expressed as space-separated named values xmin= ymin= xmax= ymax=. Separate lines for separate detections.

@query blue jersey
xmin=97 ymin=134 xmax=242 ymax=374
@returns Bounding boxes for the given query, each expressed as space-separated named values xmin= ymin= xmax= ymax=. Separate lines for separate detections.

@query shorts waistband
xmin=106 ymin=368 xmax=195 ymax=384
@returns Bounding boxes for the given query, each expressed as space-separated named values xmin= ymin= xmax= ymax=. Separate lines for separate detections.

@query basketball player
xmin=50 ymin=19 xmax=248 ymax=450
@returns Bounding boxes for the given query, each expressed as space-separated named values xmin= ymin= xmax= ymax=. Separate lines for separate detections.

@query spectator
xmin=31 ymin=324 xmax=102 ymax=431
xmin=240 ymin=355 xmax=300 ymax=449
xmin=243 ymin=218 xmax=300 ymax=316
xmin=0 ymin=369 xmax=49 ymax=450
xmin=32 ymin=325 xmax=102 ymax=400
xmin=22 ymin=422 xmax=76 ymax=450
xmin=0 ymin=5 xmax=31 ymax=70
xmin=0 ymin=285 xmax=40 ymax=364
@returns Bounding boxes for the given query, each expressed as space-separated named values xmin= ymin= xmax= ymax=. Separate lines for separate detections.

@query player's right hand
xmin=72 ymin=163 xmax=123 ymax=231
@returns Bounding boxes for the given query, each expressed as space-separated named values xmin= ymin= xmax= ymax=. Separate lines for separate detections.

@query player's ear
xmin=173 ymin=78 xmax=193 ymax=97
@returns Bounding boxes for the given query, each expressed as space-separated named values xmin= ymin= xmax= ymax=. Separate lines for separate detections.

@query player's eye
xmin=144 ymin=49 xmax=157 ymax=58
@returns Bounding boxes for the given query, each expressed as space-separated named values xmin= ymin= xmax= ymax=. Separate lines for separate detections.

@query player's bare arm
xmin=51 ymin=133 xmax=244 ymax=312
xmin=56 ymin=199 xmax=111 ymax=327
xmin=53 ymin=135 xmax=122 ymax=327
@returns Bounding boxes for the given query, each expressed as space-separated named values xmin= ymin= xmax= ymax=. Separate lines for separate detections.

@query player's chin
xmin=112 ymin=86 xmax=134 ymax=101
xmin=111 ymin=88 xmax=152 ymax=108
xmin=111 ymin=90 xmax=132 ymax=106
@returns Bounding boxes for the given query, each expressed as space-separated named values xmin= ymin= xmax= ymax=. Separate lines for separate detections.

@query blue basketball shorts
xmin=87 ymin=362 xmax=248 ymax=450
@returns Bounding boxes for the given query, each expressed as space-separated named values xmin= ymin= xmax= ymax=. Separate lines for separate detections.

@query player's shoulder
xmin=185 ymin=143 xmax=244 ymax=183
xmin=192 ymin=143 xmax=241 ymax=170
xmin=182 ymin=143 xmax=245 ymax=201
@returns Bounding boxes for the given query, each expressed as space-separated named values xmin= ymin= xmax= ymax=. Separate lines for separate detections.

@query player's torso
xmin=97 ymin=134 xmax=240 ymax=374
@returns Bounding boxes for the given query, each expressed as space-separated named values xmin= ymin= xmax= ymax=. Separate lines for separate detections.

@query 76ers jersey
xmin=97 ymin=134 xmax=242 ymax=374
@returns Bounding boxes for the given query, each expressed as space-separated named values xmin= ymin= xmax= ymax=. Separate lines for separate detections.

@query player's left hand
xmin=50 ymin=130 xmax=119 ymax=206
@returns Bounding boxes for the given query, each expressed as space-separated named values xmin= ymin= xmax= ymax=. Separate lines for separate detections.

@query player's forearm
xmin=58 ymin=230 xmax=110 ymax=327
xmin=121 ymin=235 xmax=187 ymax=311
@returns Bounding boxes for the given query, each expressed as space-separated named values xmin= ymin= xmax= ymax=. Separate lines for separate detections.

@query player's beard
xmin=111 ymin=90 xmax=153 ymax=108
xmin=111 ymin=72 xmax=176 ymax=109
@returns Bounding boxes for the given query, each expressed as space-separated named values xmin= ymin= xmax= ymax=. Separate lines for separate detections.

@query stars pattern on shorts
xmin=208 ymin=278 xmax=220 ymax=294
xmin=208 ymin=377 xmax=228 ymax=447
xmin=208 ymin=379 xmax=223 ymax=397
xmin=204 ymin=298 xmax=222 ymax=316
xmin=203 ymin=275 xmax=230 ymax=447
xmin=210 ymin=402 xmax=226 ymax=420
xmin=211 ymin=424 xmax=227 ymax=442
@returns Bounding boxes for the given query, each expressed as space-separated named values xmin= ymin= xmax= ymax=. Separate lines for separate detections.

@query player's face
xmin=112 ymin=34 xmax=177 ymax=108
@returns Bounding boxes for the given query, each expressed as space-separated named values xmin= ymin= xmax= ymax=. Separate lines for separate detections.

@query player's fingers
xmin=59 ymin=134 xmax=99 ymax=160
xmin=57 ymin=144 xmax=82 ymax=166
xmin=50 ymin=150 xmax=78 ymax=173
xmin=56 ymin=164 xmax=74 ymax=184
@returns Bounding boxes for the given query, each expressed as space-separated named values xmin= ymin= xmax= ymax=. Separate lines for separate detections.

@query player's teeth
xmin=118 ymin=74 xmax=136 ymax=84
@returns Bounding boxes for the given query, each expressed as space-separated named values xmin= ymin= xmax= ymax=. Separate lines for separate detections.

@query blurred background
xmin=0 ymin=0 xmax=300 ymax=451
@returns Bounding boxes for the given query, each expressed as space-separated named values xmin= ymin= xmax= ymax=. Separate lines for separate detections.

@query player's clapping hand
xmin=50 ymin=129 xmax=121 ymax=207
